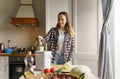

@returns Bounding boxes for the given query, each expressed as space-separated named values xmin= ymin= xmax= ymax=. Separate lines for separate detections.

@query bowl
xmin=4 ymin=48 xmax=14 ymax=54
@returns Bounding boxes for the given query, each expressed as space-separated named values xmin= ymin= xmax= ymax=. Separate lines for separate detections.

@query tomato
xmin=50 ymin=67 xmax=56 ymax=73
xmin=44 ymin=68 xmax=50 ymax=73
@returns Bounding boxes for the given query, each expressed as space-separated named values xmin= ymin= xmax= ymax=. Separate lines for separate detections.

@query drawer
xmin=9 ymin=56 xmax=25 ymax=62
xmin=0 ymin=57 xmax=8 ymax=63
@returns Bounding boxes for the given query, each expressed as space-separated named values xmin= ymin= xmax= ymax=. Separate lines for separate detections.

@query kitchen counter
xmin=0 ymin=53 xmax=35 ymax=56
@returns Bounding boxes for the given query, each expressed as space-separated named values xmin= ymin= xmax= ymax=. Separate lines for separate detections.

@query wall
xmin=72 ymin=0 xmax=103 ymax=76
xmin=0 ymin=0 xmax=45 ymax=49
xmin=73 ymin=0 xmax=98 ymax=75
xmin=45 ymin=0 xmax=72 ymax=33
xmin=33 ymin=0 xmax=45 ymax=28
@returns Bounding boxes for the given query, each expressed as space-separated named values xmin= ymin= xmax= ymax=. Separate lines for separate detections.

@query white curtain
xmin=98 ymin=0 xmax=114 ymax=79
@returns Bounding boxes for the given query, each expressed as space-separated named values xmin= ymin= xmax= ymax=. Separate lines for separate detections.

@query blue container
xmin=4 ymin=48 xmax=14 ymax=54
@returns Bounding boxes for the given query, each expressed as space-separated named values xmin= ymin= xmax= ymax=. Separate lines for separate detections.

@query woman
xmin=40 ymin=11 xmax=75 ymax=64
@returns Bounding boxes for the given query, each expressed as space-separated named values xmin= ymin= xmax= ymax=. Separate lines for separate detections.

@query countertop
xmin=0 ymin=53 xmax=35 ymax=56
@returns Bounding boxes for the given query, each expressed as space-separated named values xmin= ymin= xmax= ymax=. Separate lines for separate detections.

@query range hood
xmin=11 ymin=0 xmax=39 ymax=27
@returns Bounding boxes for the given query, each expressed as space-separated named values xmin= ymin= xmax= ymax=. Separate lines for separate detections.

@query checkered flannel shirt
xmin=43 ymin=27 xmax=75 ymax=63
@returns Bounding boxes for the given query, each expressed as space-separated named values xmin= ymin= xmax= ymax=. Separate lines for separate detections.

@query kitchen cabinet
xmin=0 ymin=56 xmax=9 ymax=79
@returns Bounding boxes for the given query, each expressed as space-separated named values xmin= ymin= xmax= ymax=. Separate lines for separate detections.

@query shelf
xmin=11 ymin=17 xmax=39 ymax=27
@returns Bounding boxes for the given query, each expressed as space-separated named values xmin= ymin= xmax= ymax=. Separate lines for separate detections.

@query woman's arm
xmin=68 ymin=37 xmax=75 ymax=62
xmin=42 ymin=27 xmax=54 ymax=43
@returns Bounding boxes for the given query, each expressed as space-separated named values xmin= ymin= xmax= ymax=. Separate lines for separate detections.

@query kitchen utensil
xmin=4 ymin=48 xmax=14 ymax=54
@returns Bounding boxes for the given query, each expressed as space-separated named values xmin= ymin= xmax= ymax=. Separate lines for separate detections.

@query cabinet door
xmin=0 ymin=64 xmax=8 ymax=74
xmin=0 ymin=75 xmax=8 ymax=79
xmin=0 ymin=56 xmax=8 ymax=63
xmin=0 ymin=56 xmax=9 ymax=79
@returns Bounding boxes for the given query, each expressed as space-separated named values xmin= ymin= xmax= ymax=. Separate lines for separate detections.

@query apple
xmin=50 ymin=68 xmax=56 ymax=73
xmin=44 ymin=68 xmax=50 ymax=74
xmin=24 ymin=71 xmax=34 ymax=79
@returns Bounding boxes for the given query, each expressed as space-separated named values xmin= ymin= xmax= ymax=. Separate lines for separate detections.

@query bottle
xmin=35 ymin=35 xmax=44 ymax=51
xmin=8 ymin=40 xmax=13 ymax=48
xmin=24 ymin=51 xmax=34 ymax=72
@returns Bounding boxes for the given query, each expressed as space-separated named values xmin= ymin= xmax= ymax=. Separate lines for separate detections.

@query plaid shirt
xmin=43 ymin=27 xmax=75 ymax=63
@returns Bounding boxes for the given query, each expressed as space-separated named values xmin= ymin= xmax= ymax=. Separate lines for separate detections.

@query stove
xmin=9 ymin=56 xmax=25 ymax=79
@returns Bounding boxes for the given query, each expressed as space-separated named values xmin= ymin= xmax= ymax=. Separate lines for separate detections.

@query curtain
xmin=98 ymin=0 xmax=114 ymax=79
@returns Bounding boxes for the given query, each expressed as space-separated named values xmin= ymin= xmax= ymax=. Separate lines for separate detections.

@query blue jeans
xmin=53 ymin=51 xmax=65 ymax=64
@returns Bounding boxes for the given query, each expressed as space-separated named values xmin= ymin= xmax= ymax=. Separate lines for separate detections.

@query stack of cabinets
xmin=0 ymin=56 xmax=9 ymax=79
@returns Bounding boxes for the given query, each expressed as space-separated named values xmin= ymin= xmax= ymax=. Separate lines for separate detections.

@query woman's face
xmin=58 ymin=14 xmax=67 ymax=29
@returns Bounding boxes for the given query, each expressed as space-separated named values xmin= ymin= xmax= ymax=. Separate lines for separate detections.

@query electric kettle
xmin=0 ymin=43 xmax=5 ymax=52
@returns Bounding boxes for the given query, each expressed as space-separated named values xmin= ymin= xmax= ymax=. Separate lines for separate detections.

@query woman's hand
xmin=38 ymin=35 xmax=43 ymax=40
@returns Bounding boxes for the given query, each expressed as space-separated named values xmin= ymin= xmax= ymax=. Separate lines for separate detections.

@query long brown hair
xmin=56 ymin=11 xmax=75 ymax=37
